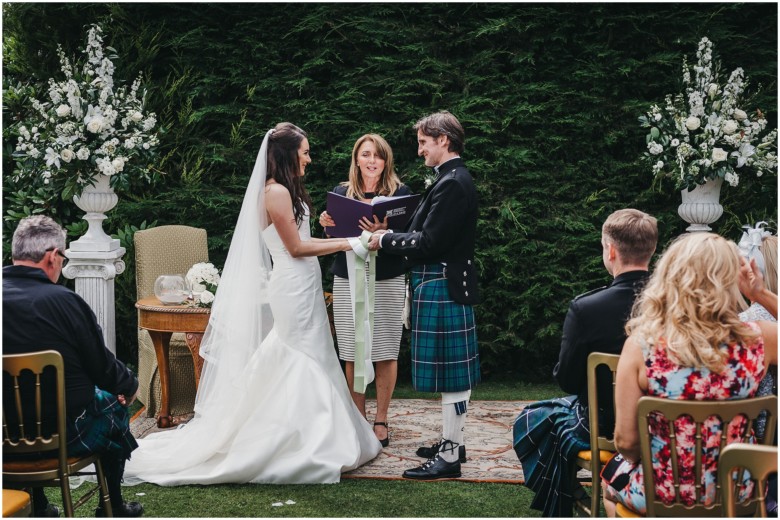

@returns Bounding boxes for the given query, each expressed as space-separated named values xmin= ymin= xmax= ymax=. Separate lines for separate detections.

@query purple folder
xmin=325 ymin=192 xmax=422 ymax=238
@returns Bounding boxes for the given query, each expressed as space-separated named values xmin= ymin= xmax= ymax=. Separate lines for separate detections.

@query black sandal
xmin=373 ymin=421 xmax=390 ymax=447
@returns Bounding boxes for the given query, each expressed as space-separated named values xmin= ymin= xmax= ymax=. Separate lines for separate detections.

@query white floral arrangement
xmin=187 ymin=262 xmax=221 ymax=308
xmin=639 ymin=37 xmax=777 ymax=192
xmin=11 ymin=24 xmax=160 ymax=200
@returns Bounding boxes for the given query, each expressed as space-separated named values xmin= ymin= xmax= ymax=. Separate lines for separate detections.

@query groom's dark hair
xmin=267 ymin=122 xmax=313 ymax=225
xmin=414 ymin=111 xmax=465 ymax=155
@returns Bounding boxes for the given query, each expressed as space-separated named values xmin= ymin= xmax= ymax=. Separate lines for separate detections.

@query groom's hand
xmin=368 ymin=230 xmax=389 ymax=250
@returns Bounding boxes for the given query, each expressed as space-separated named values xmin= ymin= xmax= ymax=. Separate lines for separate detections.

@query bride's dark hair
xmin=266 ymin=122 xmax=314 ymax=225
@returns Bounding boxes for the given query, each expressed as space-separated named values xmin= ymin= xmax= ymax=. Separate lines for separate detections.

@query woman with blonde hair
xmin=601 ymin=232 xmax=777 ymax=516
xmin=319 ymin=133 xmax=412 ymax=447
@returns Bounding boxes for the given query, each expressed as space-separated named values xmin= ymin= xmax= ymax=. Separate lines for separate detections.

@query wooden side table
xmin=135 ymin=296 xmax=210 ymax=428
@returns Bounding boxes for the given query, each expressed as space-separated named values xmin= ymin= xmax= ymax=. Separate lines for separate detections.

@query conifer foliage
xmin=3 ymin=3 xmax=776 ymax=377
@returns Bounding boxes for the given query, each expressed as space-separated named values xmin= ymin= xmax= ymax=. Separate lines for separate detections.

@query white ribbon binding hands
xmin=345 ymin=230 xmax=377 ymax=393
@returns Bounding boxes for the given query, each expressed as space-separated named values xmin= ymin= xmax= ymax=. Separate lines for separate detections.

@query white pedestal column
xmin=63 ymin=248 xmax=126 ymax=355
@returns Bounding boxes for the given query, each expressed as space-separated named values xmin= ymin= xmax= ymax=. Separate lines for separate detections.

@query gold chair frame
xmin=3 ymin=351 xmax=112 ymax=517
xmin=573 ymin=352 xmax=620 ymax=517
xmin=719 ymin=443 xmax=777 ymax=517
xmin=636 ymin=395 xmax=777 ymax=517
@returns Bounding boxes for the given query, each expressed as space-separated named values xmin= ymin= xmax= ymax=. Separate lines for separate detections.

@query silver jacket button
xmin=467 ymin=259 xmax=471 ymax=265
xmin=411 ymin=239 xmax=416 ymax=245
xmin=462 ymin=281 xmax=467 ymax=286
xmin=464 ymin=291 xmax=469 ymax=297
xmin=401 ymin=240 xmax=406 ymax=246
xmin=463 ymin=271 xmax=467 ymax=277
xmin=392 ymin=240 xmax=397 ymax=246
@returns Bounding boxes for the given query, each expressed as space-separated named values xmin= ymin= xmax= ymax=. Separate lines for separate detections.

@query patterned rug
xmin=131 ymin=399 xmax=531 ymax=483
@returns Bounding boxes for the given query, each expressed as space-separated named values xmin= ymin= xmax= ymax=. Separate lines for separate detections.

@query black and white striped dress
xmin=333 ymin=272 xmax=405 ymax=362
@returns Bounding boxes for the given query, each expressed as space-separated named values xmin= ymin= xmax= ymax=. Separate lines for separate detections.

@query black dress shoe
xmin=403 ymin=454 xmax=461 ymax=480
xmin=374 ymin=421 xmax=389 ymax=447
xmin=416 ymin=441 xmax=467 ymax=462
xmin=96 ymin=501 xmax=144 ymax=517
xmin=34 ymin=503 xmax=61 ymax=517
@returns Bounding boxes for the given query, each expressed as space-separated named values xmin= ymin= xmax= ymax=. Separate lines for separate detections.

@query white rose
xmin=143 ymin=143 xmax=150 ymax=150
xmin=76 ymin=147 xmax=90 ymax=160
xmin=685 ymin=116 xmax=701 ymax=131
xmin=130 ymin=110 xmax=144 ymax=122
xmin=671 ymin=139 xmax=680 ymax=147
xmin=123 ymin=139 xmax=135 ymax=149
xmin=708 ymin=83 xmax=719 ymax=98
xmin=655 ymin=161 xmax=664 ymax=169
xmin=733 ymin=109 xmax=748 ymax=121
xmin=60 ymin=149 xmax=74 ymax=163
xmin=86 ymin=116 xmax=103 ymax=134
xmin=722 ymin=120 xmax=739 ymax=135
xmin=653 ymin=113 xmax=662 ymax=121
xmin=56 ymin=104 xmax=71 ymax=118
xmin=711 ymin=148 xmax=728 ymax=163
xmin=199 ymin=290 xmax=215 ymax=305
xmin=112 ymin=157 xmax=125 ymax=172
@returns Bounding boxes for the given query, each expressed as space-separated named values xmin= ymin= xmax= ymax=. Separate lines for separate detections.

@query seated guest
xmin=601 ymin=233 xmax=778 ymax=516
xmin=739 ymin=226 xmax=778 ymax=396
xmin=738 ymin=226 xmax=778 ymax=515
xmin=2 ymin=216 xmax=144 ymax=517
xmin=513 ymin=208 xmax=658 ymax=516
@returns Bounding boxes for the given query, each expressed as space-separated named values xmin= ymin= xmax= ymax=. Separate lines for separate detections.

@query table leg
xmin=184 ymin=332 xmax=205 ymax=388
xmin=148 ymin=330 xmax=174 ymax=428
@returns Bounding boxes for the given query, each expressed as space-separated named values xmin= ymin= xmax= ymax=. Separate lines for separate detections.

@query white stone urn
xmin=70 ymin=173 xmax=120 ymax=251
xmin=677 ymin=177 xmax=724 ymax=232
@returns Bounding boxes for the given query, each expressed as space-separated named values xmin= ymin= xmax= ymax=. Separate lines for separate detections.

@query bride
xmin=124 ymin=123 xmax=382 ymax=485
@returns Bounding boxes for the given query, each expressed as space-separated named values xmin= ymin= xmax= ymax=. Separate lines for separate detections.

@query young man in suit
xmin=368 ymin=111 xmax=480 ymax=479
xmin=512 ymin=208 xmax=657 ymax=516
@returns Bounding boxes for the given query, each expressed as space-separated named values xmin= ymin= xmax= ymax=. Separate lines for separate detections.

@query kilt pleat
xmin=410 ymin=264 xmax=480 ymax=393
xmin=513 ymin=396 xmax=591 ymax=517
xmin=67 ymin=388 xmax=138 ymax=460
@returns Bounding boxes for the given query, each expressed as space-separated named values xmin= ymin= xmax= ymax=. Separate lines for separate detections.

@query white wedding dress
xmin=123 ymin=215 xmax=382 ymax=485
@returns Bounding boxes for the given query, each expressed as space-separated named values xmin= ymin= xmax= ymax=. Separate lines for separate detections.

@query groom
xmin=368 ymin=111 xmax=480 ymax=479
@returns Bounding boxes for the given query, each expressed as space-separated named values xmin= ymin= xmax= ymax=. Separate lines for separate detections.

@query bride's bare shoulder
xmin=264 ymin=181 xmax=289 ymax=196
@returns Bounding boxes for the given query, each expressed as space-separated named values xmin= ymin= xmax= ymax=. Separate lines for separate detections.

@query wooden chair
xmin=2 ymin=489 xmax=31 ymax=517
xmin=573 ymin=352 xmax=620 ymax=517
xmin=134 ymin=225 xmax=209 ymax=417
xmin=2 ymin=351 xmax=112 ymax=517
xmin=719 ymin=443 xmax=777 ymax=517
xmin=621 ymin=395 xmax=778 ymax=517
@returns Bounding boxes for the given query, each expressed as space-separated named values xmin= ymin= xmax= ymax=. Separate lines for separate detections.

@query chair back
xmin=587 ymin=352 xmax=620 ymax=459
xmin=134 ymin=225 xmax=209 ymax=299
xmin=636 ymin=395 xmax=777 ymax=517
xmin=719 ymin=443 xmax=777 ymax=517
xmin=580 ymin=352 xmax=620 ymax=517
xmin=2 ymin=351 xmax=68 ymax=469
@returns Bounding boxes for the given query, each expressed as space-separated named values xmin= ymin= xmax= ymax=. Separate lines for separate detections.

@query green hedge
xmin=3 ymin=3 xmax=777 ymax=381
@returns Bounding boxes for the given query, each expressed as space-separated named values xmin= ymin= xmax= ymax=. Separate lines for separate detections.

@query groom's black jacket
xmin=379 ymin=157 xmax=479 ymax=305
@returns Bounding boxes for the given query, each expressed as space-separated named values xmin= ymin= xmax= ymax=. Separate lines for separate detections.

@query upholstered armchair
xmin=134 ymin=225 xmax=209 ymax=417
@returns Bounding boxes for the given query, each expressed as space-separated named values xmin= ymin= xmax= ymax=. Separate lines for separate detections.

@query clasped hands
xmin=319 ymin=210 xmax=389 ymax=250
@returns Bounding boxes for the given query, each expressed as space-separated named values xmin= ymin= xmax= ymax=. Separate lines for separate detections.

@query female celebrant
xmin=319 ymin=134 xmax=412 ymax=447
xmin=123 ymin=123 xmax=381 ymax=485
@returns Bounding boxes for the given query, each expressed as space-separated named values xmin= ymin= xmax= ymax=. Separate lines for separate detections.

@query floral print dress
xmin=602 ymin=322 xmax=765 ymax=515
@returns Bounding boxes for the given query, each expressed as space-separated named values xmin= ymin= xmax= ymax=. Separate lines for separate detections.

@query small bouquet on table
xmin=186 ymin=262 xmax=221 ymax=308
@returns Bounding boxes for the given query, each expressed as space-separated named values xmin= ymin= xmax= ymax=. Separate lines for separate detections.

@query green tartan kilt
xmin=67 ymin=388 xmax=138 ymax=460
xmin=410 ymin=264 xmax=480 ymax=393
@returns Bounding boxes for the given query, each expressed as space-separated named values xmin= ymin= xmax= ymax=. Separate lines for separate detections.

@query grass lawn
xmin=51 ymin=380 xmax=559 ymax=517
